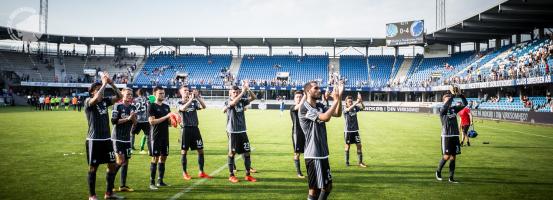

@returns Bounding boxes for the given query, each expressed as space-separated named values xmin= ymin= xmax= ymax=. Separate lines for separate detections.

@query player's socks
xmin=130 ymin=134 xmax=136 ymax=150
xmin=158 ymin=162 xmax=166 ymax=183
xmin=198 ymin=153 xmax=205 ymax=172
xmin=88 ymin=171 xmax=97 ymax=196
xmin=318 ymin=190 xmax=330 ymax=200
xmin=345 ymin=150 xmax=350 ymax=166
xmin=140 ymin=136 xmax=147 ymax=151
xmin=228 ymin=156 xmax=235 ymax=176
xmin=294 ymin=159 xmax=302 ymax=175
xmin=149 ymin=162 xmax=157 ymax=185
xmin=121 ymin=164 xmax=128 ymax=187
xmin=114 ymin=164 xmax=121 ymax=175
xmin=357 ymin=150 xmax=363 ymax=164
xmin=449 ymin=160 xmax=456 ymax=179
xmin=308 ymin=195 xmax=317 ymax=200
xmin=244 ymin=154 xmax=252 ymax=176
xmin=181 ymin=154 xmax=188 ymax=173
xmin=106 ymin=171 xmax=116 ymax=193
xmin=436 ymin=158 xmax=447 ymax=173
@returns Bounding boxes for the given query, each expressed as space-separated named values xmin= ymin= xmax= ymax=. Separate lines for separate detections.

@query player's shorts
xmin=305 ymin=158 xmax=332 ymax=189
xmin=344 ymin=131 xmax=361 ymax=144
xmin=461 ymin=125 xmax=470 ymax=136
xmin=181 ymin=126 xmax=204 ymax=151
xmin=86 ymin=139 xmax=115 ymax=165
xmin=441 ymin=136 xmax=461 ymax=155
xmin=149 ymin=135 xmax=169 ymax=157
xmin=131 ymin=122 xmax=150 ymax=135
xmin=292 ymin=132 xmax=305 ymax=153
xmin=113 ymin=140 xmax=132 ymax=159
xmin=228 ymin=132 xmax=251 ymax=154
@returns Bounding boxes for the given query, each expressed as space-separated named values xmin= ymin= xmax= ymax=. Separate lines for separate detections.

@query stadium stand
xmin=339 ymin=55 xmax=402 ymax=87
xmin=449 ymin=95 xmax=551 ymax=113
xmin=236 ymin=54 xmax=328 ymax=87
xmin=133 ymin=53 xmax=232 ymax=86
xmin=402 ymin=51 xmax=476 ymax=87
xmin=0 ymin=50 xmax=55 ymax=82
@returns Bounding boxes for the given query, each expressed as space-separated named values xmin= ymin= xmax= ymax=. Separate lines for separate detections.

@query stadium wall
xmin=251 ymin=103 xmax=553 ymax=124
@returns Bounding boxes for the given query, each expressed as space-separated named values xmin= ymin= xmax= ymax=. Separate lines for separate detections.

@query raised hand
xmin=103 ymin=72 xmax=113 ymax=84
xmin=100 ymin=72 xmax=109 ymax=85
xmin=242 ymin=80 xmax=250 ymax=91
xmin=333 ymin=80 xmax=344 ymax=97
xmin=324 ymin=90 xmax=331 ymax=100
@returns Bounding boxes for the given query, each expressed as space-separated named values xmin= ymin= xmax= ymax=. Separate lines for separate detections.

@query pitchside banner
xmin=386 ymin=20 xmax=425 ymax=46
xmin=364 ymin=106 xmax=432 ymax=113
xmin=471 ymin=110 xmax=553 ymax=124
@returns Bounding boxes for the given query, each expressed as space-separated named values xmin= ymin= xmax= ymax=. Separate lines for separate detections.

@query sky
xmin=0 ymin=0 xmax=504 ymax=38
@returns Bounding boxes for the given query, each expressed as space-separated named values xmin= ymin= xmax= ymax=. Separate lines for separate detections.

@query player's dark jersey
xmin=225 ymin=97 xmax=250 ymax=134
xmin=299 ymin=101 xmax=329 ymax=159
xmin=149 ymin=103 xmax=171 ymax=140
xmin=440 ymin=95 xmax=468 ymax=137
xmin=343 ymin=105 xmax=360 ymax=132
xmin=290 ymin=106 xmax=304 ymax=137
xmin=178 ymin=99 xmax=201 ymax=127
xmin=133 ymin=96 xmax=149 ymax=123
xmin=85 ymin=97 xmax=114 ymax=140
xmin=111 ymin=103 xmax=136 ymax=142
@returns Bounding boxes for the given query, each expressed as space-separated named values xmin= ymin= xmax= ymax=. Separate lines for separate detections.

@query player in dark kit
xmin=131 ymin=88 xmax=150 ymax=154
xmin=225 ymin=81 xmax=257 ymax=183
xmin=84 ymin=72 xmax=123 ymax=200
xmin=178 ymin=86 xmax=213 ymax=180
xmin=435 ymin=87 xmax=468 ymax=183
xmin=343 ymin=93 xmax=367 ymax=167
xmin=299 ymin=80 xmax=344 ymax=200
xmin=148 ymin=86 xmax=173 ymax=190
xmin=111 ymin=88 xmax=137 ymax=192
xmin=290 ymin=90 xmax=307 ymax=178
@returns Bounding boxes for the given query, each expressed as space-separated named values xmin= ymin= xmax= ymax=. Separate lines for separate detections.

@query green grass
xmin=0 ymin=106 xmax=552 ymax=200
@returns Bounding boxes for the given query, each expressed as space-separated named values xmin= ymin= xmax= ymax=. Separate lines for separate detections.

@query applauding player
xmin=299 ymin=80 xmax=344 ymax=200
xmin=225 ymin=81 xmax=257 ymax=183
xmin=343 ymin=93 xmax=367 ymax=167
xmin=178 ymin=86 xmax=212 ymax=180
xmin=435 ymin=87 xmax=467 ymax=183
xmin=84 ymin=72 xmax=123 ymax=200
xmin=111 ymin=88 xmax=137 ymax=192
xmin=148 ymin=86 xmax=173 ymax=189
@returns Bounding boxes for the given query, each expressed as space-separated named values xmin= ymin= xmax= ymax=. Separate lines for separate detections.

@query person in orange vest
xmin=72 ymin=96 xmax=78 ymax=111
xmin=45 ymin=96 xmax=51 ymax=111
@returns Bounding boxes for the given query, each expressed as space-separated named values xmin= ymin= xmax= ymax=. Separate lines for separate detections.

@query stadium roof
xmin=1 ymin=0 xmax=551 ymax=47
xmin=426 ymin=0 xmax=553 ymax=44
xmin=0 ymin=26 xmax=386 ymax=47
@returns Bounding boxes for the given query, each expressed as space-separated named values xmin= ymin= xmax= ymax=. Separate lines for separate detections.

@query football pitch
xmin=0 ymin=107 xmax=552 ymax=200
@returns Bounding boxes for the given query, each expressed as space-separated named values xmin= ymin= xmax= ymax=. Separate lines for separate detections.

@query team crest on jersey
xmin=235 ymin=104 xmax=244 ymax=112
xmin=97 ymin=102 xmax=108 ymax=115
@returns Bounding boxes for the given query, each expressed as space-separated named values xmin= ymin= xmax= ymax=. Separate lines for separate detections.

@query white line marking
xmin=484 ymin=126 xmax=553 ymax=139
xmin=168 ymin=148 xmax=255 ymax=200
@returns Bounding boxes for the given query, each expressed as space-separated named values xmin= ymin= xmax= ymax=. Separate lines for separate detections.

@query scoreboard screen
xmin=386 ymin=20 xmax=425 ymax=46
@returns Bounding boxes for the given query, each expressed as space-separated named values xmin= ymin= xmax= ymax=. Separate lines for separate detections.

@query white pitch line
xmin=485 ymin=126 xmax=553 ymax=139
xmin=169 ymin=148 xmax=255 ymax=200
